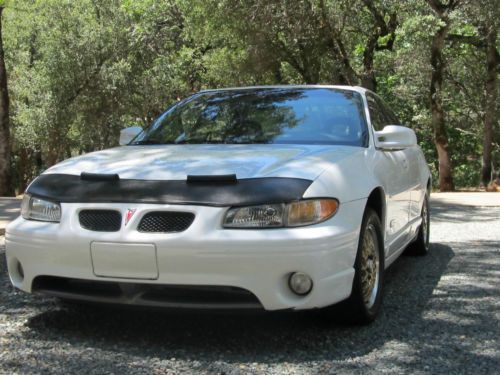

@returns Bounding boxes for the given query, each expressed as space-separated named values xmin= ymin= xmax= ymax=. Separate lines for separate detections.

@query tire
xmin=324 ymin=208 xmax=385 ymax=325
xmin=407 ymin=193 xmax=430 ymax=256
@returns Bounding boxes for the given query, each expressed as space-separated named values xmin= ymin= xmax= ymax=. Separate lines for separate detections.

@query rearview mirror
xmin=119 ymin=126 xmax=143 ymax=146
xmin=374 ymin=125 xmax=417 ymax=151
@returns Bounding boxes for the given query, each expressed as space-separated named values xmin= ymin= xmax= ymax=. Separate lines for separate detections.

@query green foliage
xmin=2 ymin=0 xmax=498 ymax=192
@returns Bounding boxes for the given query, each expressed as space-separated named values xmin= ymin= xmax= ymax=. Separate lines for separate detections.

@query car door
xmin=367 ymin=94 xmax=411 ymax=254
xmin=405 ymin=146 xmax=427 ymax=222
xmin=374 ymin=96 xmax=422 ymax=225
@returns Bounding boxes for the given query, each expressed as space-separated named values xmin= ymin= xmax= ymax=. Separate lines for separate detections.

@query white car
xmin=6 ymin=86 xmax=430 ymax=324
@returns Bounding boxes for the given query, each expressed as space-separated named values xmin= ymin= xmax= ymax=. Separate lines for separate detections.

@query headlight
xmin=223 ymin=199 xmax=338 ymax=228
xmin=21 ymin=194 xmax=61 ymax=222
xmin=223 ymin=203 xmax=285 ymax=228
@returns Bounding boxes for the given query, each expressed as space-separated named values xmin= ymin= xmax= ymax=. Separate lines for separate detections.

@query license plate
xmin=90 ymin=242 xmax=158 ymax=280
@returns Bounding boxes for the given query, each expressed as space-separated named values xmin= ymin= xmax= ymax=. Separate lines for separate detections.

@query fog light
xmin=288 ymin=272 xmax=313 ymax=296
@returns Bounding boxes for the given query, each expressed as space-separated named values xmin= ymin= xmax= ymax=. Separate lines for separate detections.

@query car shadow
xmin=19 ymin=243 xmax=461 ymax=368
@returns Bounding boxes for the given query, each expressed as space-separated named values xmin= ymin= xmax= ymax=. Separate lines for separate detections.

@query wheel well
xmin=366 ymin=187 xmax=385 ymax=227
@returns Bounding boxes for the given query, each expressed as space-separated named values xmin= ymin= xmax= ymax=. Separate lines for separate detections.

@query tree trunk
xmin=482 ymin=24 xmax=497 ymax=187
xmin=429 ymin=19 xmax=455 ymax=191
xmin=17 ymin=147 xmax=30 ymax=194
xmin=362 ymin=35 xmax=378 ymax=92
xmin=361 ymin=73 xmax=376 ymax=92
xmin=45 ymin=145 xmax=59 ymax=167
xmin=0 ymin=7 xmax=12 ymax=196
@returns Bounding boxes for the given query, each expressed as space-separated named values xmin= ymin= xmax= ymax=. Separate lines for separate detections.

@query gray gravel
xmin=1 ymin=196 xmax=499 ymax=374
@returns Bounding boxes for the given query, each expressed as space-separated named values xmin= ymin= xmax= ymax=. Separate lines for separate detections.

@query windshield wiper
xmin=130 ymin=140 xmax=165 ymax=145
xmin=133 ymin=139 xmax=267 ymax=145
xmin=175 ymin=139 xmax=226 ymax=144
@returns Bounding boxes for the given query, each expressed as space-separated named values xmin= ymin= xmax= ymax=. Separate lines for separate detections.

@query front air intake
xmin=79 ymin=210 xmax=122 ymax=232
xmin=137 ymin=212 xmax=195 ymax=233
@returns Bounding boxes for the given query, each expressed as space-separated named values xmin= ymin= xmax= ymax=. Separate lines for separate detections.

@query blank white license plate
xmin=90 ymin=242 xmax=158 ymax=280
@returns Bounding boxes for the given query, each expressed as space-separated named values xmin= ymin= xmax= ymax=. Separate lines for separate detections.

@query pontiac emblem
xmin=124 ymin=209 xmax=137 ymax=226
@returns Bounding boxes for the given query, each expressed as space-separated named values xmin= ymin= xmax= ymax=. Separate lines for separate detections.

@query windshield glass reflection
xmin=132 ymin=88 xmax=368 ymax=146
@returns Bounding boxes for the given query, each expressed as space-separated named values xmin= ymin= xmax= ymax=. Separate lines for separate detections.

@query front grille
xmin=79 ymin=209 xmax=122 ymax=232
xmin=138 ymin=211 xmax=195 ymax=233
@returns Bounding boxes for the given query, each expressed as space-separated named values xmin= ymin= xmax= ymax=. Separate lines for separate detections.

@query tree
xmin=184 ymin=0 xmax=401 ymax=90
xmin=1 ymin=0 xmax=496 ymax=193
xmin=0 ymin=3 xmax=11 ymax=196
xmin=446 ymin=0 xmax=499 ymax=187
xmin=483 ymin=20 xmax=498 ymax=186
xmin=426 ymin=0 xmax=460 ymax=191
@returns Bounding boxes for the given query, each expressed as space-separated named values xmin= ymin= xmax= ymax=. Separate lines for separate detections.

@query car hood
xmin=44 ymin=144 xmax=364 ymax=181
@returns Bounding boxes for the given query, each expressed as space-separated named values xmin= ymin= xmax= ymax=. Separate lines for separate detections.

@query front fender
xmin=302 ymin=148 xmax=378 ymax=203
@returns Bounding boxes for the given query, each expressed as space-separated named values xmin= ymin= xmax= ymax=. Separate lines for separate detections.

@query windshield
xmin=131 ymin=88 xmax=368 ymax=146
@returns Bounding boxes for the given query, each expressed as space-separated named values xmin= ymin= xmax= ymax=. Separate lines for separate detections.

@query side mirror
xmin=119 ymin=126 xmax=143 ymax=146
xmin=374 ymin=125 xmax=417 ymax=151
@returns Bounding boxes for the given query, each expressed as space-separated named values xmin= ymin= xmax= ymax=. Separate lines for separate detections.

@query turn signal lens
xmin=287 ymin=199 xmax=338 ymax=227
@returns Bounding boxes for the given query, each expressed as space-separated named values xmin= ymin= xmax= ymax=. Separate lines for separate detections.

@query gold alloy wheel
xmin=360 ymin=223 xmax=380 ymax=309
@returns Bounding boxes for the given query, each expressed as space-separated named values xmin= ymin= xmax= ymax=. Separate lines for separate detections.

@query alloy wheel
xmin=360 ymin=224 xmax=380 ymax=309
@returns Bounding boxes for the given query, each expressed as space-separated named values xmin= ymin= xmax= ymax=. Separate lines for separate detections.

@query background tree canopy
xmin=0 ymin=0 xmax=498 ymax=194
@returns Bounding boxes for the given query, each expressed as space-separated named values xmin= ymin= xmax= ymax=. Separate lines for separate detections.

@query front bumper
xmin=5 ymin=199 xmax=366 ymax=311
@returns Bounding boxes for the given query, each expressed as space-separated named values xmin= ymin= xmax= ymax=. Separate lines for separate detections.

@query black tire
xmin=407 ymin=193 xmax=430 ymax=256
xmin=324 ymin=208 xmax=385 ymax=325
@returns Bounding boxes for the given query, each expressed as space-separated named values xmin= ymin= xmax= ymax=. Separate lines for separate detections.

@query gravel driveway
xmin=1 ymin=194 xmax=499 ymax=374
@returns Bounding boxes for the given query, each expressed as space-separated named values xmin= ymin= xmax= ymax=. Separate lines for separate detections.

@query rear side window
xmin=366 ymin=95 xmax=385 ymax=131
xmin=375 ymin=96 xmax=400 ymax=125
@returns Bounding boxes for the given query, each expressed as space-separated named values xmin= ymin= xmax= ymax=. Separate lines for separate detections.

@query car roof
xmin=198 ymin=85 xmax=369 ymax=95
